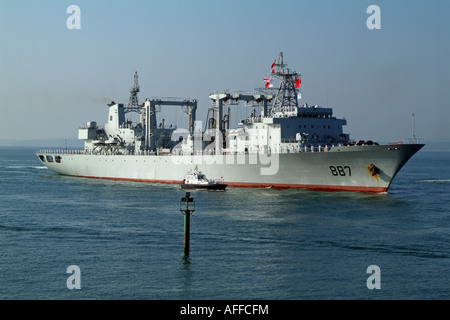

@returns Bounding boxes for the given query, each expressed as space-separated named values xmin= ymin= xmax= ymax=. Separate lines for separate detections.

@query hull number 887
xmin=329 ymin=166 xmax=352 ymax=176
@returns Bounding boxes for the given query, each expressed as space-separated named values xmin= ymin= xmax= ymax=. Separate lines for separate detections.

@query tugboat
xmin=181 ymin=167 xmax=227 ymax=191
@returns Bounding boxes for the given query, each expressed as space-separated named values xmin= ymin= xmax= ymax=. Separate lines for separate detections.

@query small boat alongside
xmin=181 ymin=168 xmax=227 ymax=191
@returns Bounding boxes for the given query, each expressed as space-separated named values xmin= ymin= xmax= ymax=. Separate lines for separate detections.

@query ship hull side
xmin=37 ymin=144 xmax=423 ymax=192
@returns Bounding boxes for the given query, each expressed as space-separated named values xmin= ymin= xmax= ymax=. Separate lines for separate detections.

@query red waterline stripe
xmin=73 ymin=174 xmax=387 ymax=193
xmin=226 ymin=181 xmax=387 ymax=193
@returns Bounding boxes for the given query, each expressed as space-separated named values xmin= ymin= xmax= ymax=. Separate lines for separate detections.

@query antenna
xmin=412 ymin=113 xmax=416 ymax=141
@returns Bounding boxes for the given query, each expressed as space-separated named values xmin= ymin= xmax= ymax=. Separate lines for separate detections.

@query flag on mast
xmin=294 ymin=77 xmax=301 ymax=89
xmin=264 ymin=77 xmax=273 ymax=88
xmin=271 ymin=59 xmax=276 ymax=73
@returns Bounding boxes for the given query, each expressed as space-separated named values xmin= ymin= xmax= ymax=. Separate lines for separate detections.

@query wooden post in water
xmin=180 ymin=192 xmax=195 ymax=256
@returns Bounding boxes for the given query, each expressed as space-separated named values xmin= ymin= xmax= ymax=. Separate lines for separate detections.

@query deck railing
xmin=39 ymin=144 xmax=342 ymax=156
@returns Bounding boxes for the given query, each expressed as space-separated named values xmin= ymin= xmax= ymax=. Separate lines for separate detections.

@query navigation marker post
xmin=180 ymin=192 xmax=195 ymax=256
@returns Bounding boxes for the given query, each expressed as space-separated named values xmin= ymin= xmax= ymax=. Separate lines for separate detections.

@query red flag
xmin=271 ymin=68 xmax=275 ymax=74
xmin=294 ymin=77 xmax=301 ymax=89
xmin=271 ymin=60 xmax=276 ymax=69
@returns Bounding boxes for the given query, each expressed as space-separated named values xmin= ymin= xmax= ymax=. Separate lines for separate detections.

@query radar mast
xmin=126 ymin=71 xmax=141 ymax=113
xmin=271 ymin=52 xmax=301 ymax=114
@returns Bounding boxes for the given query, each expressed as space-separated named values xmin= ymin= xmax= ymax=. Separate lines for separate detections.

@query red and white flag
xmin=270 ymin=59 xmax=276 ymax=74
xmin=264 ymin=77 xmax=273 ymax=88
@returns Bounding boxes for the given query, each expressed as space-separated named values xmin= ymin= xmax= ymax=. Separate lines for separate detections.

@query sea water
xmin=0 ymin=146 xmax=448 ymax=300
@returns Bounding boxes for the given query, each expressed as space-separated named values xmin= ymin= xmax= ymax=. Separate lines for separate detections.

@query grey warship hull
xmin=37 ymin=143 xmax=423 ymax=193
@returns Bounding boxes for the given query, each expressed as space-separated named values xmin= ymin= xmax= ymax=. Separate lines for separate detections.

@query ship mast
xmin=125 ymin=71 xmax=141 ymax=113
xmin=271 ymin=52 xmax=301 ymax=114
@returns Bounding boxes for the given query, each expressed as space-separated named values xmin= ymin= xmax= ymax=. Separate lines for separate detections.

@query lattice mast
xmin=271 ymin=52 xmax=301 ymax=114
xmin=126 ymin=71 xmax=140 ymax=112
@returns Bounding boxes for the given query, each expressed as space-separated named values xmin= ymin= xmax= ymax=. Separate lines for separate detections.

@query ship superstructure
xmin=37 ymin=53 xmax=423 ymax=192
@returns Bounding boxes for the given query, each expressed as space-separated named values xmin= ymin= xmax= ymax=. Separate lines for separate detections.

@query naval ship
xmin=37 ymin=53 xmax=424 ymax=192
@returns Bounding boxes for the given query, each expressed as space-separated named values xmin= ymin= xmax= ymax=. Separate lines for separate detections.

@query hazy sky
xmin=0 ymin=0 xmax=449 ymax=144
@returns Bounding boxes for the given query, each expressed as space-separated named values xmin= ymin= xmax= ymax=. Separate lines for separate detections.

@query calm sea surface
xmin=0 ymin=146 xmax=448 ymax=300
